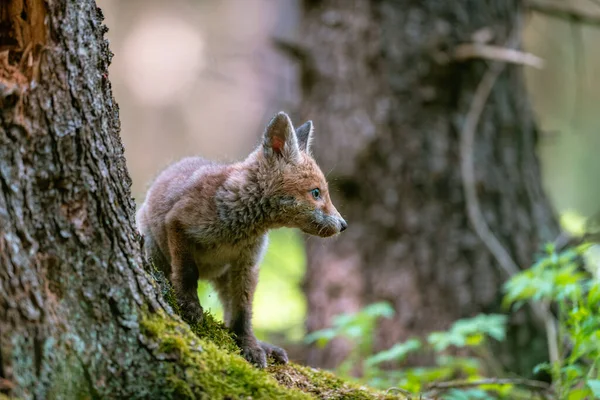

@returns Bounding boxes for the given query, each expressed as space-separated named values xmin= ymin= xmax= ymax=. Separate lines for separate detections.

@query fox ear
xmin=295 ymin=120 xmax=314 ymax=153
xmin=263 ymin=112 xmax=300 ymax=162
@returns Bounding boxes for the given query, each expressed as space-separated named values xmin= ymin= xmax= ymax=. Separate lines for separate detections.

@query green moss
xmin=167 ymin=376 xmax=195 ymax=399
xmin=159 ymin=335 xmax=189 ymax=358
xmin=140 ymin=310 xmax=310 ymax=399
xmin=144 ymin=263 xmax=393 ymax=399
xmin=268 ymin=364 xmax=399 ymax=400
xmin=188 ymin=311 xmax=238 ymax=354
xmin=140 ymin=314 xmax=162 ymax=337
xmin=147 ymin=264 xmax=238 ymax=353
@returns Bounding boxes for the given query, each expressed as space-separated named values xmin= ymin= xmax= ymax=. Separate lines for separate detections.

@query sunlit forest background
xmin=96 ymin=0 xmax=600 ymax=396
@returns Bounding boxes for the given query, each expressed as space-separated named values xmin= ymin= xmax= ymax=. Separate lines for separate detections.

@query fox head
xmin=258 ymin=111 xmax=347 ymax=237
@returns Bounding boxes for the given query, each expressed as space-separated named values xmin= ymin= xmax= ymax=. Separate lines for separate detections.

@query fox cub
xmin=136 ymin=112 xmax=347 ymax=367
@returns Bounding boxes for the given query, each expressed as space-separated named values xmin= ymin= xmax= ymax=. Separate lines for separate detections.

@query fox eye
xmin=310 ymin=188 xmax=321 ymax=200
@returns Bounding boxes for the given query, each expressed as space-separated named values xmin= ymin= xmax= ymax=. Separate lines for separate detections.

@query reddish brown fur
xmin=136 ymin=112 xmax=347 ymax=368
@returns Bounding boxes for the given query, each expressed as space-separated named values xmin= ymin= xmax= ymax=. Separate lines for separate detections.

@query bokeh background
xmin=97 ymin=0 xmax=600 ymax=371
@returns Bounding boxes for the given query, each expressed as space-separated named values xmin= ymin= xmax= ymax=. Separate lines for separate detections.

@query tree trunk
xmin=0 ymin=1 xmax=390 ymax=399
xmin=0 ymin=0 xmax=185 ymax=397
xmin=299 ymin=0 xmax=559 ymax=372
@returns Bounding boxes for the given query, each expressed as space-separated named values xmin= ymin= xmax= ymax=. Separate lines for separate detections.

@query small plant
xmin=305 ymin=303 xmax=521 ymax=399
xmin=504 ymin=242 xmax=600 ymax=399
xmin=305 ymin=302 xmax=395 ymax=378
xmin=304 ymin=226 xmax=600 ymax=399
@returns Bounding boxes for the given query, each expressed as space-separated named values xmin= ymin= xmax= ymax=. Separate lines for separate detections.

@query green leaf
xmin=587 ymin=380 xmax=600 ymax=398
xmin=588 ymin=283 xmax=600 ymax=306
xmin=365 ymin=339 xmax=422 ymax=367
xmin=427 ymin=314 xmax=507 ymax=351
xmin=533 ymin=362 xmax=551 ymax=375
xmin=436 ymin=355 xmax=480 ymax=376
xmin=568 ymin=388 xmax=593 ymax=400
xmin=331 ymin=313 xmax=356 ymax=328
xmin=362 ymin=302 xmax=395 ymax=319
xmin=503 ymin=274 xmax=539 ymax=303
xmin=304 ymin=328 xmax=337 ymax=346
xmin=562 ymin=365 xmax=585 ymax=381
xmin=344 ymin=325 xmax=364 ymax=339
xmin=465 ymin=333 xmax=484 ymax=347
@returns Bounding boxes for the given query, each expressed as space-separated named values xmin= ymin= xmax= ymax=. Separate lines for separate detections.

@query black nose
xmin=340 ymin=219 xmax=348 ymax=232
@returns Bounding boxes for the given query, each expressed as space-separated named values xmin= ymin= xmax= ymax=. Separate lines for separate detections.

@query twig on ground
xmin=527 ymin=0 xmax=600 ymax=26
xmin=385 ymin=386 xmax=414 ymax=398
xmin=425 ymin=377 xmax=554 ymax=399
xmin=454 ymin=43 xmax=545 ymax=68
xmin=426 ymin=377 xmax=551 ymax=391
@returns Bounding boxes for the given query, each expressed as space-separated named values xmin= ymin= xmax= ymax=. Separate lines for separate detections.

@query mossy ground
xmin=140 ymin=310 xmax=308 ymax=399
xmin=268 ymin=364 xmax=399 ymax=400
xmin=143 ymin=267 xmax=399 ymax=399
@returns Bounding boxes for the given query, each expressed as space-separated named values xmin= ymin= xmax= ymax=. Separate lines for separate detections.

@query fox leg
xmin=215 ymin=264 xmax=287 ymax=368
xmin=171 ymin=257 xmax=202 ymax=324
xmin=212 ymin=272 xmax=232 ymax=324
xmin=213 ymin=265 xmax=266 ymax=367
xmin=141 ymin=231 xmax=171 ymax=276
xmin=165 ymin=221 xmax=203 ymax=324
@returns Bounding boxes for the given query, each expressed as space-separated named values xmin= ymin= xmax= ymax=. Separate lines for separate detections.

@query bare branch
xmin=426 ymin=378 xmax=552 ymax=393
xmin=458 ymin=25 xmax=561 ymax=366
xmin=527 ymin=0 xmax=600 ymax=26
xmin=459 ymin=55 xmax=518 ymax=280
xmin=454 ymin=43 xmax=545 ymax=68
xmin=553 ymin=231 xmax=600 ymax=252
xmin=385 ymin=387 xmax=413 ymax=398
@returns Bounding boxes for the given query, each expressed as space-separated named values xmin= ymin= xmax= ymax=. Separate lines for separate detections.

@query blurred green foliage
xmin=306 ymin=305 xmax=518 ymax=399
xmin=504 ymin=242 xmax=600 ymax=399
xmin=198 ymin=228 xmax=307 ymax=342
xmin=306 ymin=302 xmax=396 ymax=379
xmin=304 ymin=229 xmax=600 ymax=399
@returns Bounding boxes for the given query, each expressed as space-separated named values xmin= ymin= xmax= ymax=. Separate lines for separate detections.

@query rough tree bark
xmin=0 ymin=0 xmax=192 ymax=397
xmin=0 ymin=1 xmax=393 ymax=399
xmin=298 ymin=0 xmax=559 ymax=372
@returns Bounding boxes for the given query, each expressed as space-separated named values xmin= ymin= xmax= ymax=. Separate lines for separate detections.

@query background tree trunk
xmin=298 ymin=0 xmax=559 ymax=372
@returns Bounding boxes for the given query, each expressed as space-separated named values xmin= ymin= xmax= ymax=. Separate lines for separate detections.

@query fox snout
xmin=340 ymin=218 xmax=348 ymax=232
xmin=308 ymin=209 xmax=347 ymax=238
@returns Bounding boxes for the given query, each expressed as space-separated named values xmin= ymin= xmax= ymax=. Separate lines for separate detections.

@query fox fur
xmin=136 ymin=111 xmax=347 ymax=368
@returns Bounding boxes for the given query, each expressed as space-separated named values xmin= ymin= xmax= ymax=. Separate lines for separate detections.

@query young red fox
xmin=136 ymin=112 xmax=347 ymax=367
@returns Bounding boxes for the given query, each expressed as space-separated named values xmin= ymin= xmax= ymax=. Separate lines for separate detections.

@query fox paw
xmin=259 ymin=340 xmax=288 ymax=364
xmin=239 ymin=340 xmax=267 ymax=368
xmin=180 ymin=301 xmax=204 ymax=325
